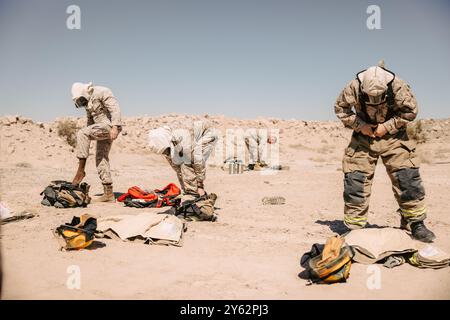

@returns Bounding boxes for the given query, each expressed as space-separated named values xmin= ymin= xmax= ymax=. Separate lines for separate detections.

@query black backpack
xmin=41 ymin=180 xmax=91 ymax=208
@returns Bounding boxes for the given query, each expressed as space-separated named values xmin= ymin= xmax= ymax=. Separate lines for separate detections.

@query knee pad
xmin=343 ymin=171 xmax=366 ymax=204
xmin=394 ymin=168 xmax=425 ymax=201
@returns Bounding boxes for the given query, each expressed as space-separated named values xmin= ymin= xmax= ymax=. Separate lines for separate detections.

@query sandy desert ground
xmin=1 ymin=114 xmax=450 ymax=299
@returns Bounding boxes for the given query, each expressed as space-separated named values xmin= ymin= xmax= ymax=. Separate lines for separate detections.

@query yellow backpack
xmin=54 ymin=214 xmax=97 ymax=250
xmin=302 ymin=235 xmax=353 ymax=284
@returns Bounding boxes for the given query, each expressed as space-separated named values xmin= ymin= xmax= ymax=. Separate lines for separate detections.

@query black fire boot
xmin=404 ymin=220 xmax=436 ymax=243
xmin=411 ymin=221 xmax=436 ymax=243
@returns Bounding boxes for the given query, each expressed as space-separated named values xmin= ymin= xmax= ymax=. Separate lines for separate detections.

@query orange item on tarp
xmin=117 ymin=183 xmax=181 ymax=208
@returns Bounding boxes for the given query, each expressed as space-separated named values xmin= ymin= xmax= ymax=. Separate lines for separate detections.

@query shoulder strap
xmin=385 ymin=81 xmax=395 ymax=120
xmin=64 ymin=189 xmax=85 ymax=207
xmin=380 ymin=67 xmax=396 ymax=120
xmin=53 ymin=181 xmax=84 ymax=193
xmin=356 ymin=71 xmax=376 ymax=125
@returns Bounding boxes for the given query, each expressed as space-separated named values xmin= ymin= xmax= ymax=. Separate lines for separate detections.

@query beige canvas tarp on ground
xmin=344 ymin=227 xmax=450 ymax=269
xmin=344 ymin=228 xmax=420 ymax=264
xmin=97 ymin=212 xmax=185 ymax=247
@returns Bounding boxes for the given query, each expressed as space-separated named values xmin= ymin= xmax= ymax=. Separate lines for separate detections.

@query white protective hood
xmin=71 ymin=82 xmax=93 ymax=101
xmin=147 ymin=126 xmax=173 ymax=154
xmin=357 ymin=66 xmax=395 ymax=104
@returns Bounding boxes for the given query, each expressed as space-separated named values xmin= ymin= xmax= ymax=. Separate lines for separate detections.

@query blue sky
xmin=0 ymin=0 xmax=449 ymax=121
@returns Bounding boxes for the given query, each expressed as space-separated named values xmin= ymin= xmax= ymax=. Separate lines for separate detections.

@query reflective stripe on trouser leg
xmin=341 ymin=134 xmax=378 ymax=230
xmin=392 ymin=172 xmax=426 ymax=224
xmin=344 ymin=214 xmax=368 ymax=229
xmin=398 ymin=206 xmax=427 ymax=220
xmin=382 ymin=138 xmax=427 ymax=225
xmin=343 ymin=171 xmax=372 ymax=229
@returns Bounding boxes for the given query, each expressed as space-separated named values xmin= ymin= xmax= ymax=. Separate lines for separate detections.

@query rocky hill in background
xmin=1 ymin=114 xmax=450 ymax=166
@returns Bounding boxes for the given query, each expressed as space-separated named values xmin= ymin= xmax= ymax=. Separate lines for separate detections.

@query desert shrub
xmin=407 ymin=120 xmax=427 ymax=144
xmin=57 ymin=119 xmax=78 ymax=147
xmin=16 ymin=162 xmax=32 ymax=168
xmin=434 ymin=147 xmax=450 ymax=160
xmin=289 ymin=143 xmax=306 ymax=149
xmin=308 ymin=156 xmax=327 ymax=163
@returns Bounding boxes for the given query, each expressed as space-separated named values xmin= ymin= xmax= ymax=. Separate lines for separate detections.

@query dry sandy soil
xmin=1 ymin=114 xmax=450 ymax=299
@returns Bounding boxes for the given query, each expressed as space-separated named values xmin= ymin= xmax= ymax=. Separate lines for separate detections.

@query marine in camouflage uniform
xmin=148 ymin=121 xmax=218 ymax=220
xmin=334 ymin=63 xmax=435 ymax=242
xmin=245 ymin=129 xmax=269 ymax=169
xmin=244 ymin=121 xmax=278 ymax=170
xmin=71 ymin=82 xmax=122 ymax=202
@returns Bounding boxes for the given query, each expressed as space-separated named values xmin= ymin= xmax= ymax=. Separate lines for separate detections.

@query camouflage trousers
xmin=167 ymin=162 xmax=215 ymax=220
xmin=245 ymin=130 xmax=268 ymax=165
xmin=75 ymin=123 xmax=113 ymax=184
xmin=168 ymin=161 xmax=205 ymax=197
xmin=342 ymin=130 xmax=427 ymax=230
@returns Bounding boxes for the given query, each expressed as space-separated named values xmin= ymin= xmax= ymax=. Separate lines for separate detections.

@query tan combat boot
xmin=94 ymin=184 xmax=115 ymax=203
xmin=254 ymin=161 xmax=269 ymax=171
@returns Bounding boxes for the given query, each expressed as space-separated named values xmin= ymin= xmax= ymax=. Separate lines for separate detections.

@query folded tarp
xmin=0 ymin=202 xmax=13 ymax=220
xmin=344 ymin=227 xmax=420 ymax=264
xmin=408 ymin=245 xmax=450 ymax=269
xmin=97 ymin=212 xmax=185 ymax=247
xmin=344 ymin=227 xmax=450 ymax=269
xmin=1 ymin=202 xmax=36 ymax=224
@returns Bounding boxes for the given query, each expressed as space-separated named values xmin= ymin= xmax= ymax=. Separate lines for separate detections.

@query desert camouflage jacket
xmin=86 ymin=86 xmax=122 ymax=127
xmin=334 ymin=77 xmax=418 ymax=134
xmin=164 ymin=121 xmax=218 ymax=188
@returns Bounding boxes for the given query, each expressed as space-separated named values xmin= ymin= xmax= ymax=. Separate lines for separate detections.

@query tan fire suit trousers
xmin=342 ymin=130 xmax=427 ymax=230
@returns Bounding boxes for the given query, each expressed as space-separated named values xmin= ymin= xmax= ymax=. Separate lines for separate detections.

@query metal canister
xmin=228 ymin=160 xmax=244 ymax=174
xmin=237 ymin=161 xmax=244 ymax=174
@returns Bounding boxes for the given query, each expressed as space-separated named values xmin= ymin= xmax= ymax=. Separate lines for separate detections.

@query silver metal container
xmin=228 ymin=160 xmax=244 ymax=174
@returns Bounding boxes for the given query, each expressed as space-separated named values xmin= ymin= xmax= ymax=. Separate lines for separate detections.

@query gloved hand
xmin=374 ymin=123 xmax=388 ymax=138
xmin=198 ymin=188 xmax=206 ymax=196
xmin=110 ymin=126 xmax=119 ymax=140
xmin=360 ymin=124 xmax=377 ymax=138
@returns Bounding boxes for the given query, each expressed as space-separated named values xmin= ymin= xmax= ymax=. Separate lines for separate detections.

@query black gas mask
xmin=74 ymin=96 xmax=89 ymax=108
xmin=361 ymin=90 xmax=387 ymax=106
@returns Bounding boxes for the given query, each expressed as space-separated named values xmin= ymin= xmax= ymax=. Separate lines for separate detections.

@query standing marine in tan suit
xmin=334 ymin=62 xmax=435 ymax=242
xmin=71 ymin=82 xmax=122 ymax=202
